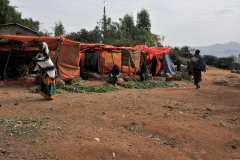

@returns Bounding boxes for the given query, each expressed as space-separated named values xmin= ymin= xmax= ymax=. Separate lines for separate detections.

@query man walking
xmin=191 ymin=50 xmax=206 ymax=89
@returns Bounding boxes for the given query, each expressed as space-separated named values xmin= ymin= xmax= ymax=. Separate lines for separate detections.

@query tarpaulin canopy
xmin=0 ymin=34 xmax=80 ymax=80
xmin=137 ymin=45 xmax=171 ymax=59
xmin=0 ymin=34 xmax=172 ymax=79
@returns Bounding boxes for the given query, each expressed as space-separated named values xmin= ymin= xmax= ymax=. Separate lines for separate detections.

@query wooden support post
xmin=4 ymin=40 xmax=14 ymax=81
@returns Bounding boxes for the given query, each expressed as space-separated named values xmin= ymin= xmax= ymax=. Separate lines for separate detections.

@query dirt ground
xmin=0 ymin=66 xmax=240 ymax=160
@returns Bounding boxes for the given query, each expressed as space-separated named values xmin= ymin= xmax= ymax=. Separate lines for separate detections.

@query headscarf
xmin=110 ymin=65 xmax=119 ymax=75
xmin=34 ymin=42 xmax=56 ymax=78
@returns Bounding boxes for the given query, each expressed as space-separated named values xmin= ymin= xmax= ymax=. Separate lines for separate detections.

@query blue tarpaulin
xmin=162 ymin=54 xmax=175 ymax=75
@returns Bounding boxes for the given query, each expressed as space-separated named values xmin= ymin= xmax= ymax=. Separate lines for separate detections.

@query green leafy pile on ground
xmin=62 ymin=83 xmax=119 ymax=93
xmin=29 ymin=86 xmax=64 ymax=94
xmin=119 ymin=80 xmax=178 ymax=89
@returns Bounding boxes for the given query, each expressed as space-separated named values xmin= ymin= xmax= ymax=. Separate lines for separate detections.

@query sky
xmin=9 ymin=0 xmax=240 ymax=47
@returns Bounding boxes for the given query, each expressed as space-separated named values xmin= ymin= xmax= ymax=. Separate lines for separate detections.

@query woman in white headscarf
xmin=34 ymin=42 xmax=57 ymax=100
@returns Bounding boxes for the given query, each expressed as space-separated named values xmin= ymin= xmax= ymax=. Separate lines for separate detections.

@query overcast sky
xmin=10 ymin=0 xmax=240 ymax=47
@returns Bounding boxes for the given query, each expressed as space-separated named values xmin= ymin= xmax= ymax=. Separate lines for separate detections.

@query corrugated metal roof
xmin=0 ymin=23 xmax=39 ymax=34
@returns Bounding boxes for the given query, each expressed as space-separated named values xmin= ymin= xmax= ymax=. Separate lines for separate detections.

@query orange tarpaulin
xmin=136 ymin=45 xmax=171 ymax=74
xmin=0 ymin=34 xmax=172 ymax=79
xmin=0 ymin=34 xmax=81 ymax=80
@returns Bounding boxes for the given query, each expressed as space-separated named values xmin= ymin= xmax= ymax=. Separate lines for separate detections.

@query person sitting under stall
xmin=140 ymin=60 xmax=149 ymax=81
xmin=107 ymin=65 xmax=119 ymax=86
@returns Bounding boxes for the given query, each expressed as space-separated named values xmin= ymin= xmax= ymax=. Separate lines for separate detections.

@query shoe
xmin=196 ymin=84 xmax=200 ymax=89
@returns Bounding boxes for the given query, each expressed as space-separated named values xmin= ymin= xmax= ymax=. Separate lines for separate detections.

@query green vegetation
xmin=0 ymin=117 xmax=44 ymax=135
xmin=62 ymin=83 xmax=119 ymax=93
xmin=65 ymin=8 xmax=164 ymax=47
xmin=204 ymin=55 xmax=240 ymax=70
xmin=0 ymin=0 xmax=40 ymax=32
xmin=170 ymin=46 xmax=194 ymax=65
xmin=119 ymin=81 xmax=178 ymax=89
xmin=30 ymin=86 xmax=65 ymax=94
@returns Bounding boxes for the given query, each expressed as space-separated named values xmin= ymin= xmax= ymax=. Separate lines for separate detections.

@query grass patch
xmin=119 ymin=81 xmax=178 ymax=89
xmin=0 ymin=117 xmax=45 ymax=135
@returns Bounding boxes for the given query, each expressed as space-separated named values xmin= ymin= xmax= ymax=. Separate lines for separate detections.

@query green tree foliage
xmin=215 ymin=56 xmax=235 ymax=69
xmin=238 ymin=53 xmax=240 ymax=63
xmin=53 ymin=20 xmax=66 ymax=36
xmin=136 ymin=9 xmax=151 ymax=31
xmin=65 ymin=8 xmax=163 ymax=47
xmin=203 ymin=55 xmax=218 ymax=66
xmin=0 ymin=0 xmax=41 ymax=32
xmin=121 ymin=13 xmax=135 ymax=38
xmin=170 ymin=46 xmax=193 ymax=65
xmin=21 ymin=18 xmax=40 ymax=32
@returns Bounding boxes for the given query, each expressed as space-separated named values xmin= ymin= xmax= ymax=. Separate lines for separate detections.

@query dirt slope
xmin=0 ymin=66 xmax=240 ymax=160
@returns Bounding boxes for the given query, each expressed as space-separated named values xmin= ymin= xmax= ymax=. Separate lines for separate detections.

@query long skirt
xmin=38 ymin=72 xmax=56 ymax=100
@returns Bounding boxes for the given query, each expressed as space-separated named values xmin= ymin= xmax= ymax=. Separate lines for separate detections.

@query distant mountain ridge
xmin=191 ymin=42 xmax=240 ymax=57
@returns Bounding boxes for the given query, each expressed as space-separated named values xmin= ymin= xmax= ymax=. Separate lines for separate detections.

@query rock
xmin=67 ymin=78 xmax=77 ymax=85
xmin=231 ymin=70 xmax=236 ymax=73
xmin=166 ymin=73 xmax=174 ymax=81
xmin=0 ymin=148 xmax=6 ymax=154
xmin=231 ymin=144 xmax=237 ymax=149
xmin=117 ymin=78 xmax=124 ymax=84
xmin=94 ymin=138 xmax=100 ymax=142
xmin=56 ymin=78 xmax=65 ymax=89
xmin=172 ymin=74 xmax=182 ymax=81
xmin=207 ymin=107 xmax=212 ymax=111
xmin=14 ymin=102 xmax=18 ymax=105
xmin=133 ymin=75 xmax=141 ymax=81
xmin=123 ymin=75 xmax=132 ymax=81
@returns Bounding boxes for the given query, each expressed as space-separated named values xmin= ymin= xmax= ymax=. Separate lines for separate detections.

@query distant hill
xmin=191 ymin=42 xmax=240 ymax=57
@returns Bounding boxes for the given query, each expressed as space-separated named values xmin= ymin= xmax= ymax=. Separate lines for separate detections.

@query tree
xmin=0 ymin=0 xmax=11 ymax=24
xmin=136 ymin=9 xmax=151 ymax=31
xmin=21 ymin=18 xmax=40 ymax=32
xmin=121 ymin=13 xmax=135 ymax=38
xmin=53 ymin=20 xmax=66 ymax=36
xmin=204 ymin=55 xmax=218 ymax=66
xmin=0 ymin=0 xmax=41 ymax=33
xmin=238 ymin=53 xmax=240 ymax=63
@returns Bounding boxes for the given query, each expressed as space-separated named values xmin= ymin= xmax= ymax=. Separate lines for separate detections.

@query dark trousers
xmin=193 ymin=69 xmax=202 ymax=85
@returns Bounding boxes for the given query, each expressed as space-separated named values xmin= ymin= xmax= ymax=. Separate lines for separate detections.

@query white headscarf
xmin=34 ymin=42 xmax=56 ymax=78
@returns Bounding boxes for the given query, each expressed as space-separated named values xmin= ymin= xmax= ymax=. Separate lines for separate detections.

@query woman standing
xmin=34 ymin=42 xmax=56 ymax=100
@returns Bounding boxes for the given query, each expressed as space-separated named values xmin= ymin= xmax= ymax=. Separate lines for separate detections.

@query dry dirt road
xmin=0 ymin=66 xmax=240 ymax=160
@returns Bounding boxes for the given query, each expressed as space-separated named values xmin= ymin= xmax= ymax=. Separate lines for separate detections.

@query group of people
xmin=107 ymin=55 xmax=158 ymax=84
xmin=107 ymin=50 xmax=206 ymax=90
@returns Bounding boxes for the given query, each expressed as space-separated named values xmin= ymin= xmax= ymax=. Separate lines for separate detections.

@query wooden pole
xmin=128 ymin=51 xmax=130 ymax=76
xmin=54 ymin=38 xmax=62 ymax=67
xmin=101 ymin=49 xmax=104 ymax=80
xmin=4 ymin=40 xmax=14 ymax=81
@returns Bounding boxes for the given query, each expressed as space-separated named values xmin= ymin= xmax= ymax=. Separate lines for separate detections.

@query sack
xmin=190 ymin=56 xmax=198 ymax=67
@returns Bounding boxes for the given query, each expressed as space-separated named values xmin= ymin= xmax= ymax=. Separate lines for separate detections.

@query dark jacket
xmin=193 ymin=54 xmax=206 ymax=71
